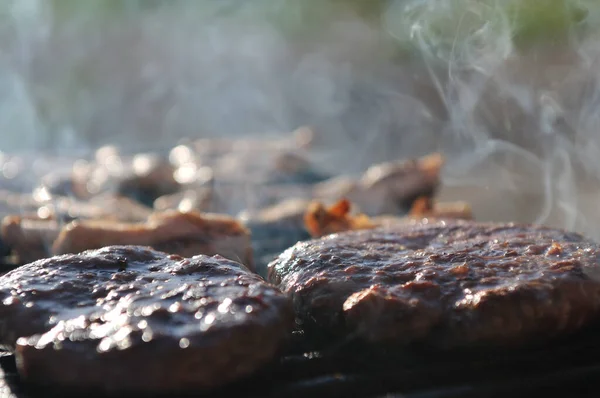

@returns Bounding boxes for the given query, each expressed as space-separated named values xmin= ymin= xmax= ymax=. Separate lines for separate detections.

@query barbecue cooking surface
xmin=0 ymin=143 xmax=598 ymax=397
xmin=2 ymin=323 xmax=600 ymax=398
xmin=2 ymin=241 xmax=600 ymax=397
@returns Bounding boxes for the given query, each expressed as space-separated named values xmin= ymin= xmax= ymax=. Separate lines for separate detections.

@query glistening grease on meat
xmin=269 ymin=221 xmax=600 ymax=349
xmin=0 ymin=246 xmax=292 ymax=394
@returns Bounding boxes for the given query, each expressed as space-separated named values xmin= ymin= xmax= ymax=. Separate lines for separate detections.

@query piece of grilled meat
xmin=0 ymin=246 xmax=292 ymax=394
xmin=304 ymin=198 xmax=472 ymax=238
xmin=312 ymin=153 xmax=443 ymax=216
xmin=268 ymin=221 xmax=600 ymax=350
xmin=52 ymin=210 xmax=254 ymax=271
xmin=1 ymin=195 xmax=152 ymax=264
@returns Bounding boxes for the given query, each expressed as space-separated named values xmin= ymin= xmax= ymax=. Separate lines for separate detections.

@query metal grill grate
xmin=2 ymin=324 xmax=600 ymax=398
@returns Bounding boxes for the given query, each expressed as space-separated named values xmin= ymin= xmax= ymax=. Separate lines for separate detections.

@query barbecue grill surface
xmin=1 ymin=322 xmax=600 ymax=398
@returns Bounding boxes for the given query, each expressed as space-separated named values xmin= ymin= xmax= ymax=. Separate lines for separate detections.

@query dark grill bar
xmin=2 ymin=321 xmax=600 ymax=398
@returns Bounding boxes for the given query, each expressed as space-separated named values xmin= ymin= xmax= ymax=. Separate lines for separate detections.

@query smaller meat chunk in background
xmin=52 ymin=210 xmax=254 ymax=271
xmin=0 ymin=194 xmax=153 ymax=264
xmin=304 ymin=197 xmax=472 ymax=238
xmin=313 ymin=153 xmax=443 ymax=216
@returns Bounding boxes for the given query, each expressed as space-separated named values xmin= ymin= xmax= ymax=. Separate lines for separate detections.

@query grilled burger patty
xmin=0 ymin=246 xmax=292 ymax=394
xmin=268 ymin=221 xmax=600 ymax=349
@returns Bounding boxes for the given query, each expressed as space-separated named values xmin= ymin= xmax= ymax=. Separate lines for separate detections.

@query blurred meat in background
xmin=0 ymin=0 xmax=599 ymax=269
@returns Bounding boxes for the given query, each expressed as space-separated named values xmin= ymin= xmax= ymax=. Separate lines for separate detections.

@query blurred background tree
xmin=0 ymin=0 xmax=596 ymax=152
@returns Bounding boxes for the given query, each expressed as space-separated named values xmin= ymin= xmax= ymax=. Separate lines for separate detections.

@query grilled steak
xmin=0 ymin=246 xmax=292 ymax=394
xmin=355 ymin=153 xmax=443 ymax=213
xmin=52 ymin=210 xmax=254 ymax=271
xmin=1 ymin=196 xmax=152 ymax=264
xmin=268 ymin=221 xmax=600 ymax=349
xmin=312 ymin=153 xmax=443 ymax=216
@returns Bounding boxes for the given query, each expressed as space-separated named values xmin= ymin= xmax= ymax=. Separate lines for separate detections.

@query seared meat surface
xmin=312 ymin=153 xmax=443 ymax=216
xmin=53 ymin=210 xmax=254 ymax=271
xmin=268 ymin=221 xmax=600 ymax=349
xmin=0 ymin=246 xmax=292 ymax=394
xmin=0 ymin=195 xmax=152 ymax=264
xmin=3 ymin=125 xmax=599 ymax=397
xmin=3 ymin=209 xmax=253 ymax=269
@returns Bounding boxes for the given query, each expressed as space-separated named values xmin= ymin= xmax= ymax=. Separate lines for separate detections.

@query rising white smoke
xmin=1 ymin=0 xmax=600 ymax=238
xmin=385 ymin=0 xmax=600 ymax=238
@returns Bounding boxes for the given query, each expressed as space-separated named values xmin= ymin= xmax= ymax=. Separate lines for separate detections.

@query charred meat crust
xmin=0 ymin=246 xmax=293 ymax=394
xmin=268 ymin=220 xmax=600 ymax=349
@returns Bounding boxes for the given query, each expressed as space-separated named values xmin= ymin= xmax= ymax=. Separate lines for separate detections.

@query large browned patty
xmin=268 ymin=220 xmax=600 ymax=349
xmin=0 ymin=246 xmax=293 ymax=394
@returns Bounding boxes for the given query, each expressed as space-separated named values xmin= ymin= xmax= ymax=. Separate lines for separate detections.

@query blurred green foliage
xmin=506 ymin=0 xmax=589 ymax=46
xmin=0 ymin=0 xmax=595 ymax=151
xmin=45 ymin=0 xmax=593 ymax=51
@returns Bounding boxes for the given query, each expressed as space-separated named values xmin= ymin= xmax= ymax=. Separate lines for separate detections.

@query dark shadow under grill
xmin=2 ymin=322 xmax=600 ymax=398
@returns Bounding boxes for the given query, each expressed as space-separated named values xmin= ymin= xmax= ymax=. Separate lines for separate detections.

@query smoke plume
xmin=1 ymin=0 xmax=600 ymax=238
